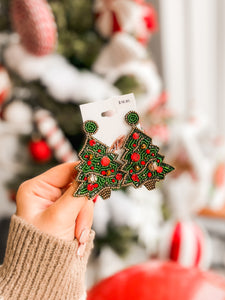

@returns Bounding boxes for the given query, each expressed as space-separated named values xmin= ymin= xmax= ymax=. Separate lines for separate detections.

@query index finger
xmin=36 ymin=162 xmax=79 ymax=188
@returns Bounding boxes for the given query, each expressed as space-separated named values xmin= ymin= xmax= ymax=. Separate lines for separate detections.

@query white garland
xmin=4 ymin=43 xmax=120 ymax=103
xmin=93 ymin=33 xmax=162 ymax=111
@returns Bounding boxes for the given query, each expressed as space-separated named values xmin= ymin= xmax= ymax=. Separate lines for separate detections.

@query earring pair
xmin=74 ymin=111 xmax=174 ymax=200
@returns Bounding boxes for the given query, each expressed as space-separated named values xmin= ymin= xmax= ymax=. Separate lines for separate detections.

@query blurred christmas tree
xmin=0 ymin=0 xmax=186 ymax=283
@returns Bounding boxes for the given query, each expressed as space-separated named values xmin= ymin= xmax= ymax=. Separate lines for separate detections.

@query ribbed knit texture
xmin=0 ymin=215 xmax=95 ymax=300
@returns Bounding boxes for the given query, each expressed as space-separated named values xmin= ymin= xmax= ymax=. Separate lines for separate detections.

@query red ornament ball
xmin=112 ymin=179 xmax=115 ymax=183
xmin=130 ymin=170 xmax=133 ymax=173
xmin=157 ymin=166 xmax=163 ymax=173
xmin=94 ymin=183 xmax=98 ymax=188
xmin=89 ymin=139 xmax=96 ymax=146
xmin=87 ymin=184 xmax=94 ymax=191
xmin=141 ymin=161 xmax=145 ymax=165
xmin=131 ymin=153 xmax=140 ymax=162
xmin=29 ymin=139 xmax=52 ymax=162
xmin=133 ymin=144 xmax=137 ymax=147
xmin=132 ymin=132 xmax=139 ymax=140
xmin=116 ymin=173 xmax=123 ymax=180
xmin=98 ymin=149 xmax=101 ymax=153
xmin=91 ymin=166 xmax=94 ymax=170
xmin=87 ymin=261 xmax=222 ymax=300
xmin=147 ymin=172 xmax=152 ymax=177
xmin=101 ymin=171 xmax=106 ymax=175
xmin=87 ymin=161 xmax=92 ymax=166
xmin=146 ymin=149 xmax=150 ymax=154
xmin=101 ymin=156 xmax=110 ymax=167
xmin=151 ymin=153 xmax=155 ymax=156
xmin=84 ymin=177 xmax=87 ymax=181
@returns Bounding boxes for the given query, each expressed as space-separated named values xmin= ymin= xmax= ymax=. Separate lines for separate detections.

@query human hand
xmin=16 ymin=162 xmax=94 ymax=256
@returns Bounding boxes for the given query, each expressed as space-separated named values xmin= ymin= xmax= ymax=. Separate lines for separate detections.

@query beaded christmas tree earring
xmin=74 ymin=120 xmax=126 ymax=200
xmin=120 ymin=111 xmax=174 ymax=190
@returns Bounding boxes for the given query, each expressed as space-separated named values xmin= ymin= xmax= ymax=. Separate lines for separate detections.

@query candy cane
xmin=34 ymin=109 xmax=78 ymax=163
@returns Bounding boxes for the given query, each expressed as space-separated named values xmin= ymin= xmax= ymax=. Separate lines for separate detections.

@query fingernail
xmin=77 ymin=243 xmax=86 ymax=257
xmin=79 ymin=228 xmax=90 ymax=244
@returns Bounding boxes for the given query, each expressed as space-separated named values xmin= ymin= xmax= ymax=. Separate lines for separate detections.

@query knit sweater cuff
xmin=0 ymin=214 xmax=95 ymax=300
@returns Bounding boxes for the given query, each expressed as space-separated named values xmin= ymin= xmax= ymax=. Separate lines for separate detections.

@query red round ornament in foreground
xmin=88 ymin=261 xmax=225 ymax=300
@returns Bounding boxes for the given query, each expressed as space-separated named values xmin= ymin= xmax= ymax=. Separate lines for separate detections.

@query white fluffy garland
xmin=4 ymin=43 xmax=120 ymax=103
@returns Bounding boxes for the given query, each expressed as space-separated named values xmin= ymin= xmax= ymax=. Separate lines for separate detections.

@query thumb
xmin=47 ymin=181 xmax=88 ymax=222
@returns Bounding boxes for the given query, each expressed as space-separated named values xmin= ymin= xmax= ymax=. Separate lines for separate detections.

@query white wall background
xmin=151 ymin=0 xmax=225 ymax=135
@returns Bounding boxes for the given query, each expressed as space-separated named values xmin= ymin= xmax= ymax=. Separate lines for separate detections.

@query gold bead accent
xmin=134 ymin=165 xmax=140 ymax=171
xmin=106 ymin=170 xmax=111 ymax=176
xmin=89 ymin=154 xmax=94 ymax=160
xmin=141 ymin=144 xmax=147 ymax=149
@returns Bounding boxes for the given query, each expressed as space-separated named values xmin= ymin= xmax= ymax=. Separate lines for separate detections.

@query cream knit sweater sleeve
xmin=0 ymin=214 xmax=95 ymax=300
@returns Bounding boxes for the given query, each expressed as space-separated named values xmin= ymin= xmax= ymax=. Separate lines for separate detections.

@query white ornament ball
xmin=158 ymin=220 xmax=212 ymax=269
xmin=3 ymin=100 xmax=33 ymax=132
